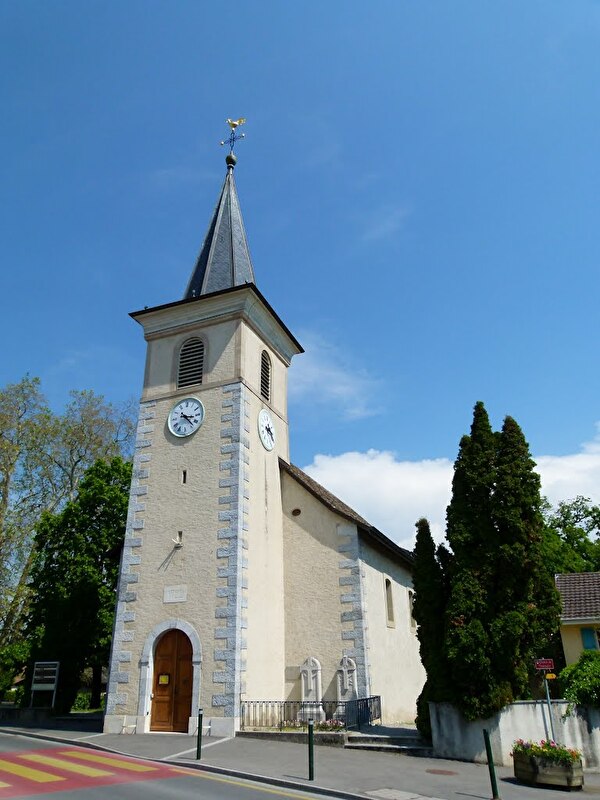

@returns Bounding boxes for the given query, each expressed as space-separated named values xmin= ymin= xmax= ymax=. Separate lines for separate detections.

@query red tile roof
xmin=555 ymin=572 xmax=600 ymax=620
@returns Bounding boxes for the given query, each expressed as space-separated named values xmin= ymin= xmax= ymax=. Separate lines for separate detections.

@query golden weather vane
xmin=220 ymin=118 xmax=246 ymax=154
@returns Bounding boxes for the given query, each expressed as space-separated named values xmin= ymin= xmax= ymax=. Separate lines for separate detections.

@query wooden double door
xmin=150 ymin=629 xmax=193 ymax=732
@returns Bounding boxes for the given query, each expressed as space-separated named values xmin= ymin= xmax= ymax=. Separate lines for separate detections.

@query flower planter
xmin=513 ymin=750 xmax=584 ymax=790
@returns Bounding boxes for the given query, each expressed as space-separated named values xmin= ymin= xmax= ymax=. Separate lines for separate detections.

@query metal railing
xmin=240 ymin=696 xmax=381 ymax=731
xmin=345 ymin=696 xmax=382 ymax=730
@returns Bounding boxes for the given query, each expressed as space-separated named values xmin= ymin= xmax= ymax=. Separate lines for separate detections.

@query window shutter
xmin=260 ymin=351 xmax=271 ymax=401
xmin=581 ymin=627 xmax=598 ymax=650
xmin=178 ymin=338 xmax=204 ymax=388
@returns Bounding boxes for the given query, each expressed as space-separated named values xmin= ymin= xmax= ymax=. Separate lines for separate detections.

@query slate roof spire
xmin=184 ymin=149 xmax=256 ymax=299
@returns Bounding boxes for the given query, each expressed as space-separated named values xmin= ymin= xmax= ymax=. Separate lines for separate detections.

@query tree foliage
xmin=559 ymin=651 xmax=600 ymax=708
xmin=0 ymin=376 xmax=135 ymax=698
xmin=541 ymin=496 xmax=600 ymax=575
xmin=412 ymin=518 xmax=449 ymax=737
xmin=26 ymin=457 xmax=132 ymax=712
xmin=413 ymin=401 xmax=561 ymax=728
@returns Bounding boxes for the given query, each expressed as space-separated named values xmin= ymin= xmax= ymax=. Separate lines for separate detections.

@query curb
xmin=0 ymin=728 xmax=369 ymax=800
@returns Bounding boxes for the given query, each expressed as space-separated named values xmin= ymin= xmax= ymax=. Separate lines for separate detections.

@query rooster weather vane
xmin=220 ymin=118 xmax=246 ymax=155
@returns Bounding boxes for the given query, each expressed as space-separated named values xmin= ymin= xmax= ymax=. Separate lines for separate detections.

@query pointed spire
xmin=183 ymin=150 xmax=255 ymax=299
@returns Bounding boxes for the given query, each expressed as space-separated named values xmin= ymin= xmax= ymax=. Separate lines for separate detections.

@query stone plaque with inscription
xmin=163 ymin=585 xmax=188 ymax=604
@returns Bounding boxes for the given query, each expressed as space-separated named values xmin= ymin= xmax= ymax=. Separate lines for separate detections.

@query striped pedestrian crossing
xmin=0 ymin=746 xmax=183 ymax=797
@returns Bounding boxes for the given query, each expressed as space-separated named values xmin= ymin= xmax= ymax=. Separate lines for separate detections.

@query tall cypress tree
xmin=444 ymin=402 xmax=499 ymax=718
xmin=446 ymin=401 xmax=497 ymax=566
xmin=440 ymin=404 xmax=561 ymax=720
xmin=489 ymin=416 xmax=561 ymax=704
xmin=412 ymin=518 xmax=449 ymax=737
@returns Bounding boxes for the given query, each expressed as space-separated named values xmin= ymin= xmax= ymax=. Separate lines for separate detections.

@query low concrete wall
xmin=237 ymin=730 xmax=346 ymax=747
xmin=0 ymin=707 xmax=52 ymax=723
xmin=430 ymin=701 xmax=600 ymax=770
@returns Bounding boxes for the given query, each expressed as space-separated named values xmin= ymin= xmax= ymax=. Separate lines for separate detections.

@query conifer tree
xmin=440 ymin=403 xmax=561 ymax=720
xmin=444 ymin=402 xmax=499 ymax=718
xmin=446 ymin=401 xmax=497 ymax=566
xmin=412 ymin=518 xmax=449 ymax=737
xmin=489 ymin=416 xmax=561 ymax=704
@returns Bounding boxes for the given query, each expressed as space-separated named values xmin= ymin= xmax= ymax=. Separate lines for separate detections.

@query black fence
xmin=345 ymin=696 xmax=382 ymax=730
xmin=240 ymin=696 xmax=381 ymax=731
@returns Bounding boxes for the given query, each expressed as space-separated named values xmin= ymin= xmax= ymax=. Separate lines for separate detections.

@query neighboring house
xmin=103 ymin=149 xmax=425 ymax=736
xmin=555 ymin=572 xmax=600 ymax=664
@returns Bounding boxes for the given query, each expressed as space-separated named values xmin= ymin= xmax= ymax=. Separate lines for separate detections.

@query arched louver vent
xmin=260 ymin=350 xmax=271 ymax=402
xmin=178 ymin=338 xmax=204 ymax=388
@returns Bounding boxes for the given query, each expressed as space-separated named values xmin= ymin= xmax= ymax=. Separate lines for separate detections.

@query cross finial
xmin=220 ymin=118 xmax=246 ymax=160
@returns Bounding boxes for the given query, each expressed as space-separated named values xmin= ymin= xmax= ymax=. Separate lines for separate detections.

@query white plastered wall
xmin=238 ymin=324 xmax=288 ymax=700
xmin=359 ymin=541 xmax=425 ymax=723
xmin=281 ymin=474 xmax=365 ymax=702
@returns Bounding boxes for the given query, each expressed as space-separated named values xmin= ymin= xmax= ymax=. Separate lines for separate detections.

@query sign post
xmin=30 ymin=661 xmax=59 ymax=709
xmin=535 ymin=659 xmax=556 ymax=742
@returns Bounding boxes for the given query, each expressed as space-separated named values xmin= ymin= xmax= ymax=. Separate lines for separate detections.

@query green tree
xmin=27 ymin=457 xmax=132 ymax=712
xmin=440 ymin=402 xmax=561 ymax=720
xmin=489 ymin=416 xmax=561 ymax=708
xmin=446 ymin=401 xmax=497 ymax=567
xmin=444 ymin=402 xmax=499 ymax=718
xmin=541 ymin=496 xmax=600 ymax=575
xmin=559 ymin=651 xmax=600 ymax=707
xmin=0 ymin=377 xmax=52 ymax=690
xmin=412 ymin=518 xmax=450 ymax=738
xmin=0 ymin=379 xmax=136 ymax=697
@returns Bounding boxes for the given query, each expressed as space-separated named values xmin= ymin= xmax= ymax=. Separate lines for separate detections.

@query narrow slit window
xmin=260 ymin=350 xmax=271 ymax=402
xmin=385 ymin=578 xmax=395 ymax=626
xmin=182 ymin=469 xmax=187 ymax=485
xmin=178 ymin=338 xmax=204 ymax=388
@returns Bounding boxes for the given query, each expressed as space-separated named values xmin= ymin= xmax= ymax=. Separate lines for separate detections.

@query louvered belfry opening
xmin=260 ymin=350 xmax=271 ymax=401
xmin=178 ymin=338 xmax=204 ymax=388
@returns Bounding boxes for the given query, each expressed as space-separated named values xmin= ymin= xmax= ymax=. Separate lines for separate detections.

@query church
xmin=104 ymin=137 xmax=425 ymax=736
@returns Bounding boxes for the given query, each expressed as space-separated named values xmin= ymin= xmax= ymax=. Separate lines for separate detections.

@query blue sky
xmin=2 ymin=1 xmax=599 ymax=547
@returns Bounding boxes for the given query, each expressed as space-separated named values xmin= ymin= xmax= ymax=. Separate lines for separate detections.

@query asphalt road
xmin=0 ymin=733 xmax=333 ymax=800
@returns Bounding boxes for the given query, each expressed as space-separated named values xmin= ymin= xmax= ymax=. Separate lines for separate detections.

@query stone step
xmin=346 ymin=733 xmax=424 ymax=747
xmin=344 ymin=741 xmax=434 ymax=757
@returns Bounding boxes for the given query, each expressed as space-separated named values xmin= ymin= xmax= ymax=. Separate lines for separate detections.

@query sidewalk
xmin=1 ymin=717 xmax=599 ymax=800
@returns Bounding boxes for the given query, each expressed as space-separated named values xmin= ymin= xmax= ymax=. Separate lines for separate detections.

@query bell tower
xmin=104 ymin=131 xmax=303 ymax=736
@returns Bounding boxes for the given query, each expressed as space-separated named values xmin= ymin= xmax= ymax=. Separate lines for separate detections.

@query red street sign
xmin=535 ymin=658 xmax=554 ymax=670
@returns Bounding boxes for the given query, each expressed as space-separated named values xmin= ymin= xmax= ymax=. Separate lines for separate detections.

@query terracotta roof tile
xmin=555 ymin=572 xmax=600 ymax=620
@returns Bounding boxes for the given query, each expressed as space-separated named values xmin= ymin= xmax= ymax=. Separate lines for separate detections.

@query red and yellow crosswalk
xmin=0 ymin=746 xmax=185 ymax=797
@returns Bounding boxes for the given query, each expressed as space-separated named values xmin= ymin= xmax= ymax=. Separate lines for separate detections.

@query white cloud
xmin=288 ymin=332 xmax=382 ymax=421
xmin=302 ymin=424 xmax=600 ymax=552
xmin=304 ymin=450 xmax=452 ymax=551
xmin=536 ymin=422 xmax=600 ymax=507
xmin=361 ymin=205 xmax=410 ymax=243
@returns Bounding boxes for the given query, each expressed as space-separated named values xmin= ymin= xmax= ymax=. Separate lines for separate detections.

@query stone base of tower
xmin=103 ymin=713 xmax=239 ymax=737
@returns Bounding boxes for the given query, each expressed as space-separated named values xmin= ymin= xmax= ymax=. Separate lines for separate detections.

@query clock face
xmin=258 ymin=409 xmax=276 ymax=451
xmin=168 ymin=397 xmax=205 ymax=438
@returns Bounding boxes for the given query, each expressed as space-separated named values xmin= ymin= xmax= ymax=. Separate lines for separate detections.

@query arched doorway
xmin=150 ymin=629 xmax=193 ymax=732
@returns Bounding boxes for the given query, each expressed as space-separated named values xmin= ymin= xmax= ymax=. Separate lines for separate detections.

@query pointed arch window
xmin=260 ymin=350 xmax=271 ymax=402
xmin=177 ymin=338 xmax=204 ymax=388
